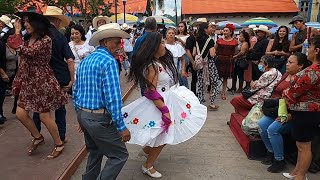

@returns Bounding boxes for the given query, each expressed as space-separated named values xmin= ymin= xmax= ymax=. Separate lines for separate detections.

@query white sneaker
xmin=141 ymin=165 xmax=162 ymax=178
xmin=282 ymin=173 xmax=295 ymax=179
xmin=138 ymin=149 xmax=148 ymax=158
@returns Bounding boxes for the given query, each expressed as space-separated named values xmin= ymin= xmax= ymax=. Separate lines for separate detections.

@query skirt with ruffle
xmin=121 ymin=86 xmax=207 ymax=147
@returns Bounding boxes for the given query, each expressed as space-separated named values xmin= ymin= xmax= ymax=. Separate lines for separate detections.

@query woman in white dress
xmin=69 ymin=24 xmax=95 ymax=80
xmin=123 ymin=32 xmax=207 ymax=178
xmin=165 ymin=27 xmax=188 ymax=87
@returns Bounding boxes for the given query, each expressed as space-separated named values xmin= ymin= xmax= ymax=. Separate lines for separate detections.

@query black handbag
xmin=236 ymin=57 xmax=249 ymax=70
xmin=242 ymin=72 xmax=279 ymax=99
xmin=262 ymin=98 xmax=280 ymax=118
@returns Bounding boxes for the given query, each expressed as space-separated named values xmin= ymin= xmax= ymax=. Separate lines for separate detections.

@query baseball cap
xmin=289 ymin=15 xmax=305 ymax=24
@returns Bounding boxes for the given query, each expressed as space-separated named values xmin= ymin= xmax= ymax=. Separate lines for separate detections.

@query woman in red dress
xmin=215 ymin=24 xmax=238 ymax=100
xmin=8 ymin=12 xmax=68 ymax=159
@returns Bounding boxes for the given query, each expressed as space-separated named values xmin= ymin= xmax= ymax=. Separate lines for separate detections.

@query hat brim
xmin=93 ymin=17 xmax=111 ymax=30
xmin=0 ymin=21 xmax=13 ymax=28
xmin=253 ymin=28 xmax=271 ymax=34
xmin=192 ymin=21 xmax=206 ymax=27
xmin=89 ymin=29 xmax=130 ymax=46
xmin=45 ymin=15 xmax=70 ymax=28
xmin=15 ymin=12 xmax=51 ymax=28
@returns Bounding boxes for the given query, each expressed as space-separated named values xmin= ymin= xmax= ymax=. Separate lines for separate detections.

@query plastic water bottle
xmin=302 ymin=38 xmax=308 ymax=55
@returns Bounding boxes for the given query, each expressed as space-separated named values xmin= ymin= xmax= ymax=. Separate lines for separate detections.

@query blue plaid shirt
xmin=73 ymin=47 xmax=126 ymax=132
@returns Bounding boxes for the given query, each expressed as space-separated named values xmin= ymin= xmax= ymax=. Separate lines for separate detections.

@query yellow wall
xmin=294 ymin=0 xmax=320 ymax=21
xmin=310 ymin=0 xmax=319 ymax=21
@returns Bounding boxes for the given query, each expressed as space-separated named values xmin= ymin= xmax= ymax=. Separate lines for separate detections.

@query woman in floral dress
xmin=8 ymin=12 xmax=68 ymax=159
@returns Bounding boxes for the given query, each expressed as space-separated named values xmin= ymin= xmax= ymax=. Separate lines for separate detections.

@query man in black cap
xmin=289 ymin=15 xmax=307 ymax=53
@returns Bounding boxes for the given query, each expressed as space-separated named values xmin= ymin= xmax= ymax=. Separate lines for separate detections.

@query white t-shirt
xmin=69 ymin=41 xmax=95 ymax=79
xmin=165 ymin=43 xmax=186 ymax=70
xmin=123 ymin=38 xmax=133 ymax=52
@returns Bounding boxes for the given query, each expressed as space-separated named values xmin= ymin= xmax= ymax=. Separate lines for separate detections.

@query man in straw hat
xmin=247 ymin=25 xmax=270 ymax=80
xmin=33 ymin=6 xmax=75 ymax=144
xmin=0 ymin=15 xmax=14 ymax=42
xmin=74 ymin=23 xmax=131 ymax=180
xmin=85 ymin=15 xmax=111 ymax=40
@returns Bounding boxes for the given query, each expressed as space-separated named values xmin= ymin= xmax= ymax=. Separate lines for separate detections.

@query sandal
xmin=47 ymin=144 xmax=64 ymax=159
xmin=28 ymin=134 xmax=44 ymax=154
xmin=208 ymin=105 xmax=219 ymax=111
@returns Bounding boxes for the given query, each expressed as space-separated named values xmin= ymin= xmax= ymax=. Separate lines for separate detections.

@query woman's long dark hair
xmin=23 ymin=15 xmax=50 ymax=40
xmin=240 ymin=31 xmax=250 ymax=43
xmin=196 ymin=22 xmax=209 ymax=42
xmin=272 ymin=26 xmax=290 ymax=52
xmin=128 ymin=32 xmax=178 ymax=89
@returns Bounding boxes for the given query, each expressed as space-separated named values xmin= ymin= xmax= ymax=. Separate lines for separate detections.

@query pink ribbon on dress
xmin=144 ymin=89 xmax=172 ymax=133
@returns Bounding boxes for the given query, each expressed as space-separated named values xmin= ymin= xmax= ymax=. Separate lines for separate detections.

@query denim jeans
xmin=77 ymin=110 xmax=128 ymax=180
xmin=33 ymin=105 xmax=67 ymax=141
xmin=258 ymin=115 xmax=292 ymax=161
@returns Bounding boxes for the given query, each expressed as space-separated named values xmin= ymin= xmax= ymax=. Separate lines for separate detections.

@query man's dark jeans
xmin=0 ymin=79 xmax=7 ymax=117
xmin=33 ymin=105 xmax=66 ymax=141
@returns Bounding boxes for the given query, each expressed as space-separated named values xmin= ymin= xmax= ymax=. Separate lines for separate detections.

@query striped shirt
xmin=73 ymin=47 xmax=126 ymax=132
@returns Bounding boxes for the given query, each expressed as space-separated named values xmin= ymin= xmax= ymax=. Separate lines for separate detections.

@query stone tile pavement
xmin=71 ymin=84 xmax=319 ymax=180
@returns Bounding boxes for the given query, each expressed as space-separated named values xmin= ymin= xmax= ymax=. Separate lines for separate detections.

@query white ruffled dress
xmin=122 ymin=62 xmax=207 ymax=147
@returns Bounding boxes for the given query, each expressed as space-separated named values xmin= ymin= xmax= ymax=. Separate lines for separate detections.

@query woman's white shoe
xmin=138 ymin=149 xmax=148 ymax=158
xmin=282 ymin=173 xmax=295 ymax=179
xmin=142 ymin=165 xmax=162 ymax=178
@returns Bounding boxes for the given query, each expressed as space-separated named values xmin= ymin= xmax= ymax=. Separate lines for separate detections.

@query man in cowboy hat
xmin=247 ymin=25 xmax=270 ymax=80
xmin=289 ymin=15 xmax=307 ymax=53
xmin=74 ymin=23 xmax=131 ymax=180
xmin=85 ymin=15 xmax=111 ymax=40
xmin=0 ymin=15 xmax=14 ymax=42
xmin=33 ymin=6 xmax=75 ymax=143
xmin=0 ymin=15 xmax=15 ymax=123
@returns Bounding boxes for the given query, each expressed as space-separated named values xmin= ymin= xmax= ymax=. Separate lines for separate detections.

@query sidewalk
xmin=0 ymin=73 xmax=133 ymax=180
xmin=72 ymin=83 xmax=318 ymax=180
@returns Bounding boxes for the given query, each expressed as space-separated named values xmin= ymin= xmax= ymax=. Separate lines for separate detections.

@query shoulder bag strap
xmin=72 ymin=42 xmax=82 ymax=60
xmin=200 ymin=38 xmax=211 ymax=56
xmin=195 ymin=41 xmax=201 ymax=56
xmin=255 ymin=70 xmax=279 ymax=93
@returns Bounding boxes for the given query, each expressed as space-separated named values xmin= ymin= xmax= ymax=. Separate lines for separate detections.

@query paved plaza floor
xmin=71 ymin=85 xmax=319 ymax=180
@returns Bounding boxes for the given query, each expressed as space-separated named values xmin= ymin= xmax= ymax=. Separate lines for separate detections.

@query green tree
xmin=0 ymin=0 xmax=21 ymax=14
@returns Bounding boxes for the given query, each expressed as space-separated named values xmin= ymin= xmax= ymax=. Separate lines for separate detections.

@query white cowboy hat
xmin=92 ymin=16 xmax=111 ymax=30
xmin=248 ymin=25 xmax=257 ymax=29
xmin=254 ymin=25 xmax=271 ymax=34
xmin=0 ymin=15 xmax=13 ymax=28
xmin=43 ymin=6 xmax=70 ymax=28
xmin=209 ymin=22 xmax=217 ymax=26
xmin=121 ymin=23 xmax=130 ymax=31
xmin=192 ymin=18 xmax=208 ymax=26
xmin=89 ymin=23 xmax=130 ymax=46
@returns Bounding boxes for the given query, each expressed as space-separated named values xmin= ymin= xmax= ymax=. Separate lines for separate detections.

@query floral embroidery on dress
xmin=133 ymin=118 xmax=139 ymax=125
xmin=149 ymin=121 xmax=156 ymax=127
xmin=159 ymin=67 xmax=162 ymax=72
xmin=161 ymin=87 xmax=166 ymax=92
xmin=186 ymin=103 xmax=191 ymax=109
xmin=181 ymin=112 xmax=187 ymax=119
xmin=123 ymin=112 xmax=128 ymax=118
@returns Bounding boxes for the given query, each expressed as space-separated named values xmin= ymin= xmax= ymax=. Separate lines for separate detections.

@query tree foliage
xmin=0 ymin=0 xmax=22 ymax=14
